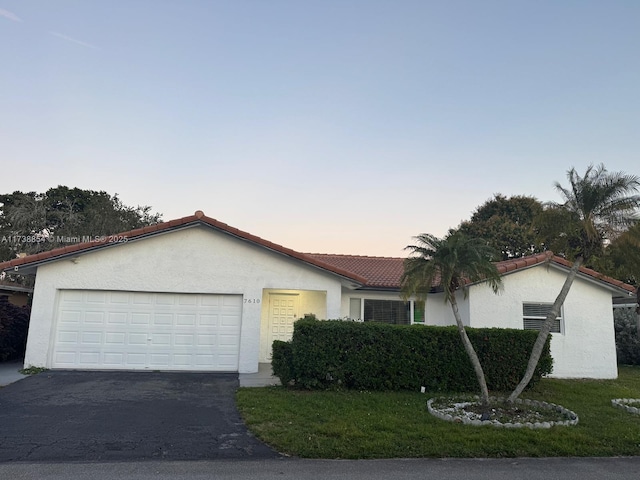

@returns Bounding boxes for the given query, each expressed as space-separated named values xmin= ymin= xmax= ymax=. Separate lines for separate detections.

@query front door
xmin=266 ymin=293 xmax=299 ymax=360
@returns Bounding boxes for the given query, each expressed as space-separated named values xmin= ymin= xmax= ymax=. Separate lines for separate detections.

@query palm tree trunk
xmin=449 ymin=293 xmax=490 ymax=409
xmin=507 ymin=256 xmax=584 ymax=403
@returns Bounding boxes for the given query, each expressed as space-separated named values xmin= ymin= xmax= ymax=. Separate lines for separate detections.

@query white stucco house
xmin=0 ymin=211 xmax=634 ymax=379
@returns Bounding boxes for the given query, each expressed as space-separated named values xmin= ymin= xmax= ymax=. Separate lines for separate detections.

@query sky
xmin=1 ymin=1 xmax=638 ymax=257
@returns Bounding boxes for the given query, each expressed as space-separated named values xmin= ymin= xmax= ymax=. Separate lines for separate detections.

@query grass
xmin=236 ymin=366 xmax=640 ymax=458
xmin=18 ymin=366 xmax=48 ymax=375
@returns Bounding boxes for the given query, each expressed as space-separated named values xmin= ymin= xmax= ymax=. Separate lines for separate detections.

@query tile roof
xmin=0 ymin=211 xmax=634 ymax=296
xmin=309 ymin=251 xmax=635 ymax=295
xmin=0 ymin=211 xmax=368 ymax=285
xmin=495 ymin=251 xmax=636 ymax=294
xmin=306 ymin=254 xmax=406 ymax=289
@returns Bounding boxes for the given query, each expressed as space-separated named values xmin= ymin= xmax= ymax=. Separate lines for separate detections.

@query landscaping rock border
xmin=427 ymin=396 xmax=579 ymax=429
xmin=611 ymin=398 xmax=640 ymax=415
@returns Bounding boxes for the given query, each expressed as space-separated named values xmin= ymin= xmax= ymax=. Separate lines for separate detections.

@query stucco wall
xmin=468 ymin=264 xmax=618 ymax=379
xmin=425 ymin=291 xmax=469 ymax=326
xmin=24 ymin=225 xmax=344 ymax=373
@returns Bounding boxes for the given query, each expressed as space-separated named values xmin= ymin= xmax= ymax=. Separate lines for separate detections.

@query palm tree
xmin=508 ymin=164 xmax=640 ymax=402
xmin=401 ymin=230 xmax=502 ymax=409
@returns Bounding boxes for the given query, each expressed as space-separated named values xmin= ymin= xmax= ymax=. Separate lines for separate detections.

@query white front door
xmin=266 ymin=293 xmax=299 ymax=360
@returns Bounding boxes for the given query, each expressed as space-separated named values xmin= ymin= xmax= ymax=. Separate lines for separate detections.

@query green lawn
xmin=236 ymin=366 xmax=640 ymax=458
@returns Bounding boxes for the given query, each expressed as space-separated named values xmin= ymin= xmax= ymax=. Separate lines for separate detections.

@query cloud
xmin=0 ymin=8 xmax=22 ymax=22
xmin=50 ymin=31 xmax=98 ymax=49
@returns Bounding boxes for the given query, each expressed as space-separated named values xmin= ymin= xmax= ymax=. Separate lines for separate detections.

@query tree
xmin=0 ymin=186 xmax=162 ymax=262
xmin=605 ymin=224 xmax=640 ymax=337
xmin=458 ymin=194 xmax=544 ymax=260
xmin=401 ymin=230 xmax=503 ymax=410
xmin=508 ymin=164 xmax=640 ymax=402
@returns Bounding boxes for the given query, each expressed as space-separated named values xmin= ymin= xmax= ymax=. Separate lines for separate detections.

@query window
xmin=349 ymin=298 xmax=362 ymax=320
xmin=413 ymin=300 xmax=425 ymax=323
xmin=523 ymin=303 xmax=562 ymax=333
xmin=363 ymin=299 xmax=410 ymax=325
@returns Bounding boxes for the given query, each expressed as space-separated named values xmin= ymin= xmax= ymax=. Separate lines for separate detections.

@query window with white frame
xmin=523 ymin=303 xmax=562 ymax=333
xmin=349 ymin=298 xmax=424 ymax=325
xmin=349 ymin=298 xmax=362 ymax=321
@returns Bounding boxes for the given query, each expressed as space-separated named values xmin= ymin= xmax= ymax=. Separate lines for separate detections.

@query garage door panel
xmin=151 ymin=334 xmax=171 ymax=346
xmin=81 ymin=332 xmax=102 ymax=344
xmin=59 ymin=310 xmax=82 ymax=324
xmin=131 ymin=313 xmax=151 ymax=325
xmin=108 ymin=312 xmax=127 ymax=324
xmin=177 ymin=314 xmax=196 ymax=326
xmin=103 ymin=352 xmax=124 ymax=365
xmin=175 ymin=334 xmax=195 ymax=345
xmin=86 ymin=291 xmax=107 ymax=303
xmin=133 ymin=293 xmax=154 ymax=305
xmin=79 ymin=352 xmax=100 ymax=364
xmin=57 ymin=331 xmax=79 ymax=344
xmin=153 ymin=314 xmax=173 ymax=325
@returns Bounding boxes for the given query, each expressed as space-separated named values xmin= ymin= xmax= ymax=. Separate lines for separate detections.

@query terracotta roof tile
xmin=494 ymin=251 xmax=636 ymax=294
xmin=306 ymin=254 xmax=406 ymax=289
xmin=310 ymin=251 xmax=635 ymax=294
xmin=0 ymin=212 xmax=634 ymax=295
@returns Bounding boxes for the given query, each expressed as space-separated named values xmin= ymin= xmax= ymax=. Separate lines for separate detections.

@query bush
xmin=0 ymin=296 xmax=30 ymax=362
xmin=614 ymin=307 xmax=640 ymax=365
xmin=272 ymin=340 xmax=294 ymax=385
xmin=274 ymin=318 xmax=552 ymax=392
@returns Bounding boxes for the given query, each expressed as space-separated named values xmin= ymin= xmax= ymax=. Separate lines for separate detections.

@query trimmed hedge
xmin=0 ymin=296 xmax=30 ymax=362
xmin=614 ymin=306 xmax=640 ymax=365
xmin=272 ymin=318 xmax=553 ymax=392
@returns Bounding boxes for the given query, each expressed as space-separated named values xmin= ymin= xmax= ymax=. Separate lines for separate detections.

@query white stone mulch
xmin=427 ymin=396 xmax=579 ymax=429
xmin=611 ymin=398 xmax=640 ymax=415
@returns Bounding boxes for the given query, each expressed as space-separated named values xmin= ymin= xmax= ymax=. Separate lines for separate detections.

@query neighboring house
xmin=0 ymin=280 xmax=32 ymax=306
xmin=0 ymin=211 xmax=634 ymax=379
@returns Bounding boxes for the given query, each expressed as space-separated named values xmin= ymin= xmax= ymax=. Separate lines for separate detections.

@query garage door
xmin=51 ymin=290 xmax=242 ymax=371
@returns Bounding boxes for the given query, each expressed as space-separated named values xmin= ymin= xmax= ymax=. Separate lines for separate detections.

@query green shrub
xmin=614 ymin=307 xmax=640 ymax=365
xmin=272 ymin=340 xmax=294 ymax=385
xmin=0 ymin=296 xmax=30 ymax=362
xmin=274 ymin=318 xmax=552 ymax=392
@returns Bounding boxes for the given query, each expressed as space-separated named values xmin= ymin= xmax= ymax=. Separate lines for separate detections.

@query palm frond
xmin=401 ymin=230 xmax=503 ymax=303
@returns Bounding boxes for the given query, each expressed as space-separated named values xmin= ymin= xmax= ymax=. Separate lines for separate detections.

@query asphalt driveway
xmin=0 ymin=371 xmax=281 ymax=462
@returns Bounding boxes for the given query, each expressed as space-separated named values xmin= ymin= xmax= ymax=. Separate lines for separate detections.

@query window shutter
xmin=523 ymin=303 xmax=562 ymax=333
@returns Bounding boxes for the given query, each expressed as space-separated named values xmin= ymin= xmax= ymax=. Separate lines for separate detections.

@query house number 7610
xmin=244 ymin=299 xmax=261 ymax=304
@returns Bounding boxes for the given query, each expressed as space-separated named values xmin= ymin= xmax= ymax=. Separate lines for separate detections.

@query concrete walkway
xmin=239 ymin=363 xmax=280 ymax=387
xmin=0 ymin=361 xmax=26 ymax=387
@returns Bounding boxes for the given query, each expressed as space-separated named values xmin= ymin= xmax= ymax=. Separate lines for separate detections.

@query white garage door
xmin=52 ymin=290 xmax=242 ymax=371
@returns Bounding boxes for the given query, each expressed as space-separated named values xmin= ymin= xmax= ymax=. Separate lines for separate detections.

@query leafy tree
xmin=401 ymin=230 xmax=503 ymax=410
xmin=605 ymin=224 xmax=640 ymax=337
xmin=458 ymin=194 xmax=544 ymax=260
xmin=601 ymin=223 xmax=640 ymax=285
xmin=508 ymin=164 xmax=640 ymax=402
xmin=614 ymin=306 xmax=640 ymax=365
xmin=0 ymin=186 xmax=162 ymax=262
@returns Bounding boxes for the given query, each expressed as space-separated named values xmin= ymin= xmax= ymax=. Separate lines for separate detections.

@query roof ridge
xmin=307 ymin=253 xmax=406 ymax=260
